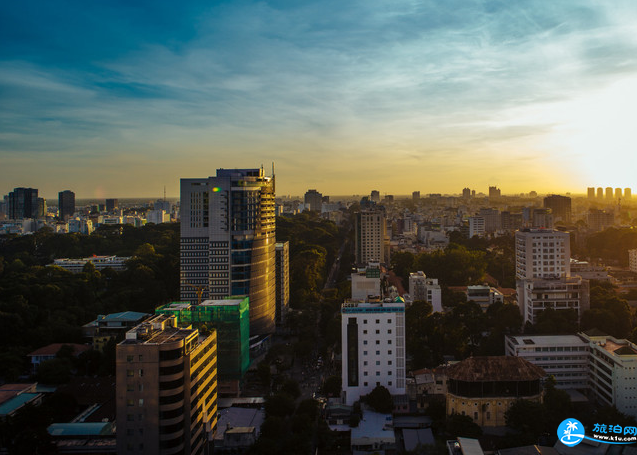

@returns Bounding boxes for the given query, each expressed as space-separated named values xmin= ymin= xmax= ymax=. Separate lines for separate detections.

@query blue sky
xmin=2 ymin=0 xmax=637 ymax=198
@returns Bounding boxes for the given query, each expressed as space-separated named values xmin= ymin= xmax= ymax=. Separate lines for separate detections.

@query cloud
xmin=1 ymin=0 xmax=637 ymax=195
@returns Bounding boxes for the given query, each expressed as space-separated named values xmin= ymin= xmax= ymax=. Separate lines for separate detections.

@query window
xmin=363 ymin=320 xmax=367 ymax=324
xmin=376 ymin=371 xmax=380 ymax=376
xmin=375 ymin=330 xmax=380 ymax=334
xmin=127 ymin=384 xmax=134 ymax=392
xmin=139 ymin=399 xmax=144 ymax=407
xmin=127 ymin=369 xmax=134 ymax=377
xmin=388 ymin=381 xmax=392 ymax=386
xmin=388 ymin=340 xmax=392 ymax=344
xmin=388 ymin=350 xmax=392 ymax=355
xmin=376 ymin=351 xmax=380 ymax=355
xmin=127 ymin=355 xmax=134 ymax=362
xmin=376 ymin=340 xmax=380 ymax=345
xmin=375 ymin=319 xmax=380 ymax=324
xmin=127 ymin=414 xmax=134 ymax=422
xmin=127 ymin=399 xmax=134 ymax=407
xmin=363 ymin=340 xmax=368 ymax=345
xmin=364 ymin=382 xmax=368 ymax=386
xmin=388 ymin=371 xmax=392 ymax=375
xmin=388 ymin=329 xmax=392 ymax=334
xmin=376 ymin=361 xmax=380 ymax=365
xmin=364 ymin=372 xmax=368 ymax=376
xmin=139 ymin=369 xmax=144 ymax=377
xmin=363 ymin=330 xmax=367 ymax=334
xmin=388 ymin=360 xmax=392 ymax=365
xmin=364 ymin=361 xmax=368 ymax=366
xmin=138 ymin=355 xmax=143 ymax=361
xmin=363 ymin=351 xmax=368 ymax=355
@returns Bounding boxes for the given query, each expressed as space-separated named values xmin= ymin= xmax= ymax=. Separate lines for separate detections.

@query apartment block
xmin=116 ymin=315 xmax=218 ymax=455
xmin=355 ymin=210 xmax=388 ymax=265
xmin=408 ymin=271 xmax=442 ymax=313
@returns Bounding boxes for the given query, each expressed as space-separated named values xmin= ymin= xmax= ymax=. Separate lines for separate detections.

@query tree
xmin=445 ymin=413 xmax=482 ymax=439
xmin=364 ymin=385 xmax=393 ymax=414
xmin=264 ymin=393 xmax=296 ymax=418
xmin=281 ymin=379 xmax=301 ymax=399
xmin=322 ymin=375 xmax=341 ymax=397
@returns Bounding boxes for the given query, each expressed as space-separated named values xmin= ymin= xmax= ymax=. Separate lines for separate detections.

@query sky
xmin=2 ymin=0 xmax=637 ymax=199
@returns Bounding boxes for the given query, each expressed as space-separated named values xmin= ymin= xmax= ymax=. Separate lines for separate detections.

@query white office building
xmin=505 ymin=334 xmax=589 ymax=389
xmin=53 ymin=255 xmax=130 ymax=273
xmin=468 ymin=216 xmax=485 ymax=238
xmin=515 ymin=229 xmax=586 ymax=325
xmin=582 ymin=332 xmax=637 ymax=417
xmin=408 ymin=271 xmax=442 ymax=313
xmin=515 ymin=229 xmax=571 ymax=280
xmin=341 ymin=300 xmax=406 ymax=405
xmin=466 ymin=285 xmax=504 ymax=312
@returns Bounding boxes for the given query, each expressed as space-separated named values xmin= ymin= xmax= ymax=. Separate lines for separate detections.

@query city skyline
xmin=2 ymin=1 xmax=637 ymax=197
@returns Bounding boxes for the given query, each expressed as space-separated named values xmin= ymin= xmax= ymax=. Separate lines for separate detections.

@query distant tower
xmin=615 ymin=188 xmax=622 ymax=200
xmin=625 ymin=188 xmax=632 ymax=200
xmin=304 ymin=189 xmax=323 ymax=212
xmin=489 ymin=186 xmax=501 ymax=198
xmin=7 ymin=187 xmax=38 ymax=219
xmin=412 ymin=191 xmax=420 ymax=201
xmin=605 ymin=187 xmax=613 ymax=200
xmin=58 ymin=190 xmax=75 ymax=221
xmin=370 ymin=190 xmax=380 ymax=203
xmin=597 ymin=187 xmax=604 ymax=200
xmin=462 ymin=188 xmax=471 ymax=199
xmin=105 ymin=198 xmax=119 ymax=211
xmin=587 ymin=187 xmax=595 ymax=199
xmin=544 ymin=195 xmax=571 ymax=224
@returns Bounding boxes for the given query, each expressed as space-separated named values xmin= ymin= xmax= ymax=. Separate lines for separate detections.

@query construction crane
xmin=183 ymin=282 xmax=205 ymax=305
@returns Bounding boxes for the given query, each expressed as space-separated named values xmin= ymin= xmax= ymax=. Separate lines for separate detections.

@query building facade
xmin=351 ymin=265 xmax=381 ymax=300
xmin=543 ymin=195 xmax=571 ymax=224
xmin=341 ymin=300 xmax=406 ymax=405
xmin=275 ymin=242 xmax=290 ymax=329
xmin=630 ymin=249 xmax=637 ymax=274
xmin=58 ymin=190 xmax=75 ymax=221
xmin=7 ymin=187 xmax=38 ymax=219
xmin=408 ymin=271 xmax=442 ymax=313
xmin=355 ymin=210 xmax=388 ymax=265
xmin=515 ymin=229 xmax=571 ymax=280
xmin=116 ymin=315 xmax=218 ymax=455
xmin=505 ymin=334 xmax=589 ymax=389
xmin=180 ymin=168 xmax=276 ymax=336
xmin=304 ymin=189 xmax=323 ymax=212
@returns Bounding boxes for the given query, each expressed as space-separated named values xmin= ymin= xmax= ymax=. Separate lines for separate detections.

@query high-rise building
xmin=597 ymin=187 xmax=604 ymax=200
xmin=587 ymin=187 xmax=595 ymax=199
xmin=488 ymin=186 xmax=501 ymax=198
xmin=106 ymin=198 xmax=119 ymax=211
xmin=531 ymin=208 xmax=553 ymax=229
xmin=605 ymin=187 xmax=613 ymax=200
xmin=156 ymin=298 xmax=250 ymax=382
xmin=304 ymin=189 xmax=323 ymax=212
xmin=515 ymin=229 xmax=589 ymax=325
xmin=625 ymin=188 xmax=632 ymax=199
xmin=341 ymin=300 xmax=406 ymax=405
xmin=116 ymin=314 xmax=217 ymax=455
xmin=515 ymin=229 xmax=570 ymax=280
xmin=58 ymin=190 xmax=75 ymax=221
xmin=462 ymin=188 xmax=471 ymax=199
xmin=36 ymin=197 xmax=46 ymax=218
xmin=180 ymin=168 xmax=276 ymax=336
xmin=588 ymin=209 xmax=614 ymax=231
xmin=7 ymin=187 xmax=38 ymax=219
xmin=275 ymin=242 xmax=290 ymax=329
xmin=355 ymin=210 xmax=388 ymax=265
xmin=479 ymin=208 xmax=501 ymax=232
xmin=468 ymin=216 xmax=485 ymax=238
xmin=370 ymin=190 xmax=380 ymax=203
xmin=543 ymin=195 xmax=571 ymax=223
xmin=412 ymin=191 xmax=420 ymax=201
xmin=615 ymin=188 xmax=623 ymax=200
xmin=408 ymin=271 xmax=442 ymax=313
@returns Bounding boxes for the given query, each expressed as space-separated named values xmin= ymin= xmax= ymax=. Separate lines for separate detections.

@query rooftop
xmin=446 ymin=356 xmax=546 ymax=382
xmin=507 ymin=334 xmax=587 ymax=346
xmin=48 ymin=422 xmax=114 ymax=437
xmin=351 ymin=411 xmax=394 ymax=443
xmin=28 ymin=343 xmax=91 ymax=357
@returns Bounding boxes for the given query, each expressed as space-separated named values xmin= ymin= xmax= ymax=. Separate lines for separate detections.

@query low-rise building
xmin=408 ymin=271 xmax=442 ymax=313
xmin=53 ymin=255 xmax=131 ymax=273
xmin=350 ymin=411 xmax=396 ymax=454
xmin=351 ymin=264 xmax=382 ymax=300
xmin=517 ymin=276 xmax=590 ymax=325
xmin=505 ymin=334 xmax=589 ymax=389
xmin=28 ymin=343 xmax=91 ymax=373
xmin=466 ymin=285 xmax=504 ymax=311
xmin=445 ymin=356 xmax=545 ymax=427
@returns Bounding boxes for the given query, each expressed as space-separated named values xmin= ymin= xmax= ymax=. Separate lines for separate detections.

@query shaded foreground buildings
xmin=180 ymin=168 xmax=276 ymax=336
xmin=116 ymin=314 xmax=217 ymax=455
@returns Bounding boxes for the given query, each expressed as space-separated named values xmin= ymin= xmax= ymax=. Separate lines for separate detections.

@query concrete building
xmin=543 ymin=195 xmax=571 ymax=224
xmin=505 ymin=335 xmax=589 ymax=389
xmin=341 ymin=300 xmax=406 ymax=405
xmin=630 ymin=249 xmax=637 ymax=274
xmin=304 ymin=189 xmax=323 ymax=212
xmin=615 ymin=188 xmax=622 ymax=200
xmin=180 ymin=168 xmax=276 ymax=336
xmin=462 ymin=188 xmax=471 ymax=199
xmin=517 ymin=276 xmax=589 ymax=325
xmin=625 ymin=188 xmax=632 ymax=199
xmin=479 ymin=208 xmax=500 ymax=233
xmin=606 ymin=187 xmax=613 ymax=200
xmin=146 ymin=209 xmax=170 ymax=224
xmin=581 ymin=331 xmax=637 ymax=417
xmin=515 ymin=229 xmax=588 ymax=325
xmin=58 ymin=190 xmax=75 ymax=221
xmin=351 ymin=265 xmax=381 ymax=300
xmin=370 ymin=190 xmax=380 ymax=203
xmin=412 ymin=191 xmax=420 ymax=201
xmin=445 ymin=356 xmax=545 ymax=427
xmin=587 ymin=209 xmax=614 ymax=231
xmin=468 ymin=216 xmax=485 ymax=238
xmin=408 ymin=271 xmax=442 ymax=313
xmin=275 ymin=242 xmax=290 ymax=329
xmin=116 ymin=315 xmax=217 ymax=455
xmin=515 ymin=229 xmax=570 ymax=280
xmin=488 ymin=186 xmax=501 ymax=198
xmin=350 ymin=411 xmax=396 ymax=454
xmin=597 ymin=187 xmax=604 ymax=200
xmin=53 ymin=255 xmax=131 ymax=273
xmin=587 ymin=187 xmax=595 ymax=199
xmin=570 ymin=259 xmax=610 ymax=281
xmin=155 ymin=298 xmax=250 ymax=382
xmin=466 ymin=285 xmax=504 ymax=312
xmin=355 ymin=210 xmax=388 ymax=265
xmin=531 ymin=208 xmax=553 ymax=229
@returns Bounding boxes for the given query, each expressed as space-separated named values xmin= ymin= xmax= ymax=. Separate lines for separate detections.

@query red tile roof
xmin=28 ymin=343 xmax=91 ymax=357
